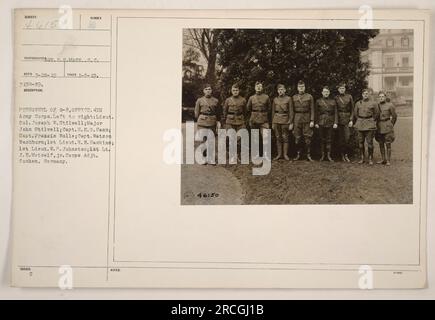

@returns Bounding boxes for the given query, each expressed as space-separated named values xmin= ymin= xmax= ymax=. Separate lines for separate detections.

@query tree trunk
xmin=206 ymin=47 xmax=217 ymax=87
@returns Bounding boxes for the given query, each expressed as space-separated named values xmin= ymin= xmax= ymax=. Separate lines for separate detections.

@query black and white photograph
xmin=181 ymin=28 xmax=414 ymax=205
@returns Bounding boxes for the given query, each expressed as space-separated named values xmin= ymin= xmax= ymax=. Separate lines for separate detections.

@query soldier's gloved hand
xmin=333 ymin=123 xmax=338 ymax=129
xmin=348 ymin=121 xmax=353 ymax=128
xmin=216 ymin=121 xmax=221 ymax=130
xmin=309 ymin=121 xmax=315 ymax=128
xmin=289 ymin=123 xmax=294 ymax=131
xmin=314 ymin=124 xmax=319 ymax=129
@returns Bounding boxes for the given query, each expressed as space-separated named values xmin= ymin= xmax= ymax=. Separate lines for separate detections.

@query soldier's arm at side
xmin=271 ymin=98 xmax=276 ymax=121
xmin=267 ymin=96 xmax=272 ymax=123
xmin=246 ymin=96 xmax=252 ymax=112
xmin=373 ymin=102 xmax=380 ymax=120
xmin=222 ymin=98 xmax=228 ymax=123
xmin=390 ymin=103 xmax=398 ymax=125
xmin=246 ymin=96 xmax=252 ymax=123
xmin=333 ymin=100 xmax=338 ymax=125
xmin=353 ymin=101 xmax=359 ymax=123
xmin=309 ymin=95 xmax=315 ymax=122
xmin=288 ymin=97 xmax=295 ymax=125
xmin=194 ymin=99 xmax=200 ymax=120
xmin=314 ymin=99 xmax=319 ymax=124
xmin=349 ymin=96 xmax=355 ymax=122
xmin=242 ymin=98 xmax=248 ymax=121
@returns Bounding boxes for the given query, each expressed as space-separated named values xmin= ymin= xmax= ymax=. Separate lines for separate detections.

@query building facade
xmin=361 ymin=29 xmax=413 ymax=103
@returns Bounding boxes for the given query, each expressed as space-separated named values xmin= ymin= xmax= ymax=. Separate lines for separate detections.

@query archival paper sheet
xmin=11 ymin=8 xmax=429 ymax=288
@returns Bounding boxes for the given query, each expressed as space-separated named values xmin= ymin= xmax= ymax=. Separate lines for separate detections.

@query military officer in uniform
xmin=375 ymin=91 xmax=397 ymax=166
xmin=335 ymin=83 xmax=354 ymax=162
xmin=246 ymin=81 xmax=271 ymax=158
xmin=292 ymin=80 xmax=315 ymax=162
xmin=272 ymin=84 xmax=294 ymax=161
xmin=222 ymin=83 xmax=247 ymax=163
xmin=315 ymin=86 xmax=338 ymax=162
xmin=194 ymin=84 xmax=220 ymax=164
xmin=247 ymin=81 xmax=271 ymax=131
xmin=353 ymin=89 xmax=379 ymax=165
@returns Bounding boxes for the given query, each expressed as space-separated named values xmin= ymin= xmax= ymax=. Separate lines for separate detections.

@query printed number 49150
xmin=197 ymin=192 xmax=220 ymax=199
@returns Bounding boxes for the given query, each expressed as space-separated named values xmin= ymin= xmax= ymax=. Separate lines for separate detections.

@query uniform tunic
xmin=272 ymin=95 xmax=294 ymax=125
xmin=315 ymin=97 xmax=338 ymax=128
xmin=272 ymin=95 xmax=293 ymax=143
xmin=292 ymin=93 xmax=315 ymax=124
xmin=376 ymin=101 xmax=397 ymax=144
xmin=292 ymin=92 xmax=315 ymax=145
xmin=247 ymin=93 xmax=271 ymax=124
xmin=353 ymin=99 xmax=379 ymax=131
xmin=377 ymin=101 xmax=397 ymax=134
xmin=335 ymin=94 xmax=354 ymax=125
xmin=222 ymin=96 xmax=247 ymax=127
xmin=194 ymin=96 xmax=220 ymax=127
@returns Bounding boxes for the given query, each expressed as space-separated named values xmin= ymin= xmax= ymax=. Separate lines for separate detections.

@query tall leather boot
xmin=283 ymin=142 xmax=290 ymax=161
xmin=293 ymin=143 xmax=301 ymax=161
xmin=368 ymin=147 xmax=374 ymax=165
xmin=306 ymin=144 xmax=314 ymax=162
xmin=319 ymin=144 xmax=325 ymax=161
xmin=326 ymin=145 xmax=334 ymax=162
xmin=377 ymin=144 xmax=386 ymax=164
xmin=357 ymin=147 xmax=365 ymax=164
xmin=386 ymin=144 xmax=392 ymax=166
xmin=274 ymin=141 xmax=282 ymax=160
xmin=343 ymin=144 xmax=350 ymax=162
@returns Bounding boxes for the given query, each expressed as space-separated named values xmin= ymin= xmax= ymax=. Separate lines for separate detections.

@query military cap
xmin=297 ymin=80 xmax=305 ymax=86
xmin=277 ymin=83 xmax=286 ymax=89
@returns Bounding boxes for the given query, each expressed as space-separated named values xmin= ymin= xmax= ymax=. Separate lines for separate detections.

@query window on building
xmin=386 ymin=39 xmax=394 ymax=47
xmin=401 ymin=37 xmax=409 ymax=47
xmin=399 ymin=76 xmax=412 ymax=87
xmin=402 ymin=57 xmax=409 ymax=67
xmin=384 ymin=77 xmax=396 ymax=91
xmin=385 ymin=57 xmax=394 ymax=68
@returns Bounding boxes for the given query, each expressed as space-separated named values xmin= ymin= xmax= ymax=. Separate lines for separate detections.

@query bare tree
xmin=184 ymin=29 xmax=219 ymax=87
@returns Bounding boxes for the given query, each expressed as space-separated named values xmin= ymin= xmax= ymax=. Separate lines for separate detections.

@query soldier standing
xmin=194 ymin=84 xmax=220 ymax=164
xmin=272 ymin=84 xmax=294 ymax=161
xmin=375 ymin=91 xmax=397 ymax=166
xmin=315 ymin=86 xmax=338 ymax=162
xmin=353 ymin=89 xmax=379 ymax=165
xmin=292 ymin=80 xmax=315 ymax=162
xmin=246 ymin=81 xmax=271 ymax=158
xmin=335 ymin=83 xmax=354 ymax=162
xmin=222 ymin=84 xmax=247 ymax=163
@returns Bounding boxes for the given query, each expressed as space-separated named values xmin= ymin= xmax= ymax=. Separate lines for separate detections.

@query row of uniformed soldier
xmin=194 ymin=81 xmax=397 ymax=165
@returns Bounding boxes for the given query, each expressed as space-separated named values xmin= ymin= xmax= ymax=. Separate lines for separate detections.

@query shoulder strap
xmin=338 ymin=96 xmax=345 ymax=105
